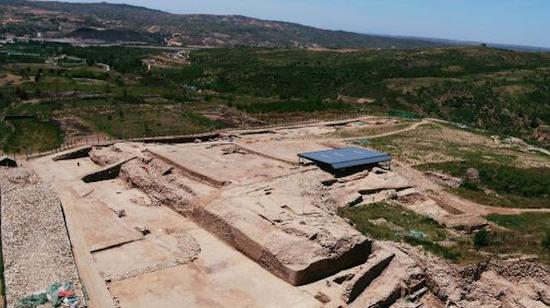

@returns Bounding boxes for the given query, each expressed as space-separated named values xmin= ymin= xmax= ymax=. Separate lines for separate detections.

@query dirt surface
xmin=235 ymin=140 xmax=333 ymax=164
xmin=146 ymin=143 xmax=293 ymax=185
xmin=0 ymin=73 xmax=23 ymax=86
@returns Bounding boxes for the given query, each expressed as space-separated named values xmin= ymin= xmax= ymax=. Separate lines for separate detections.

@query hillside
xmin=0 ymin=0 xmax=445 ymax=48
xmin=1 ymin=41 xmax=549 ymax=154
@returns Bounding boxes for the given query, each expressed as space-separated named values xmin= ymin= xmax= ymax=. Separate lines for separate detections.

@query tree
xmin=542 ymin=230 xmax=550 ymax=251
xmin=474 ymin=229 xmax=490 ymax=249
xmin=34 ymin=70 xmax=42 ymax=83
xmin=15 ymin=87 xmax=29 ymax=100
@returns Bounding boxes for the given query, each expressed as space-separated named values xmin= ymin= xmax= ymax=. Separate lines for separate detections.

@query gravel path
xmin=0 ymin=167 xmax=82 ymax=308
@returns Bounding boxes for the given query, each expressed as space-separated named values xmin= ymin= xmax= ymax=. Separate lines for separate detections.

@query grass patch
xmin=485 ymin=213 xmax=550 ymax=263
xmin=233 ymin=99 xmax=354 ymax=114
xmin=339 ymin=202 xmax=460 ymax=260
xmin=487 ymin=213 xmax=550 ymax=236
xmin=82 ymin=106 xmax=225 ymax=138
xmin=2 ymin=118 xmax=63 ymax=153
xmin=8 ymin=101 xmax=58 ymax=119
xmin=418 ymin=161 xmax=550 ymax=209
xmin=404 ymin=236 xmax=460 ymax=260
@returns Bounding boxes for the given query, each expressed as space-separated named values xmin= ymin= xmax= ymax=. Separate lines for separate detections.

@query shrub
xmin=542 ymin=230 xmax=550 ymax=251
xmin=474 ymin=228 xmax=490 ymax=249
xmin=15 ymin=87 xmax=29 ymax=100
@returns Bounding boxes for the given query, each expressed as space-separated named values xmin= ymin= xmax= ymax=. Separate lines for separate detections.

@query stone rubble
xmin=0 ymin=167 xmax=83 ymax=308
xmin=406 ymin=245 xmax=550 ymax=308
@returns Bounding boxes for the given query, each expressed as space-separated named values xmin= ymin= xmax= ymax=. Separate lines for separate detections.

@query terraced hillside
xmin=1 ymin=42 xmax=549 ymax=154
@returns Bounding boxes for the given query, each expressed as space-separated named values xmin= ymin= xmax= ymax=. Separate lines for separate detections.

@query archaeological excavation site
xmin=1 ymin=117 xmax=549 ymax=308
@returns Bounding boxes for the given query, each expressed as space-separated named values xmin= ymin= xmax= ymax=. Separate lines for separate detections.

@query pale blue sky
xmin=55 ymin=0 xmax=550 ymax=48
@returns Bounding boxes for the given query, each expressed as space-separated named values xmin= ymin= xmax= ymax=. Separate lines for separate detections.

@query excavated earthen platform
xmin=235 ymin=140 xmax=334 ymax=164
xmin=191 ymin=171 xmax=372 ymax=286
xmin=114 ymin=147 xmax=373 ymax=287
xmin=146 ymin=143 xmax=294 ymax=185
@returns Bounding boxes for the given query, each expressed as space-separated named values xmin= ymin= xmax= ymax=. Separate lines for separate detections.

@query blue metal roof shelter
xmin=298 ymin=147 xmax=391 ymax=170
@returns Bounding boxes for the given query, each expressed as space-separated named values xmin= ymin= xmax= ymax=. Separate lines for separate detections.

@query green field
xmin=2 ymin=118 xmax=63 ymax=153
xmin=80 ymin=105 xmax=225 ymax=139
xmin=340 ymin=203 xmax=550 ymax=264
xmin=182 ymin=47 xmax=550 ymax=147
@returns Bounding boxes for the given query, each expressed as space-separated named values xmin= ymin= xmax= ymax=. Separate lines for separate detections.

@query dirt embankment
xmin=406 ymin=245 xmax=550 ymax=308
xmin=119 ymin=156 xmax=198 ymax=208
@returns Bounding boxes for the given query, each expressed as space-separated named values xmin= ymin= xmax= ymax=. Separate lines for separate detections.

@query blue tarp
xmin=298 ymin=147 xmax=391 ymax=170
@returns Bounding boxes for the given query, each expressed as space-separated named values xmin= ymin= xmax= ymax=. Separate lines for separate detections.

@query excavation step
xmin=81 ymin=156 xmax=136 ymax=183
xmin=145 ymin=149 xmax=226 ymax=187
xmin=53 ymin=145 xmax=93 ymax=161
xmin=300 ymin=248 xmax=396 ymax=306
xmin=350 ymin=243 xmax=425 ymax=308
xmin=343 ymin=250 xmax=396 ymax=304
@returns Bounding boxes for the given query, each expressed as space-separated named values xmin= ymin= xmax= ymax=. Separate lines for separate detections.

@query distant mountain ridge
xmin=0 ymin=0 xmax=446 ymax=48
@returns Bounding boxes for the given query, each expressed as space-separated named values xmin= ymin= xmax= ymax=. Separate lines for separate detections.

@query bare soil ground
xmin=0 ymin=73 xmax=24 ymax=86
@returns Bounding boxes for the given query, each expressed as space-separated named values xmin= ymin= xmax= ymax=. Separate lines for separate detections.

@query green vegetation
xmin=2 ymin=42 xmax=550 ymax=154
xmin=182 ymin=47 xmax=550 ymax=148
xmin=474 ymin=229 xmax=490 ymax=249
xmin=366 ymin=124 xmax=550 ymax=209
xmin=543 ymin=230 xmax=550 ymax=251
xmin=486 ymin=213 xmax=550 ymax=263
xmin=81 ymin=106 xmax=224 ymax=139
xmin=2 ymin=118 xmax=63 ymax=153
xmin=339 ymin=202 xmax=460 ymax=260
xmin=235 ymin=99 xmax=352 ymax=114
xmin=340 ymin=203 xmax=550 ymax=263
xmin=417 ymin=161 xmax=550 ymax=209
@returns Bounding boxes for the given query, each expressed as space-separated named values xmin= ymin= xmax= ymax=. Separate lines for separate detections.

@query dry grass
xmin=329 ymin=122 xmax=411 ymax=139
xmin=367 ymin=123 xmax=550 ymax=169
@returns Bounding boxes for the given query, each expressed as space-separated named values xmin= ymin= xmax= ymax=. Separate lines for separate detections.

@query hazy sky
xmin=53 ymin=0 xmax=550 ymax=48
